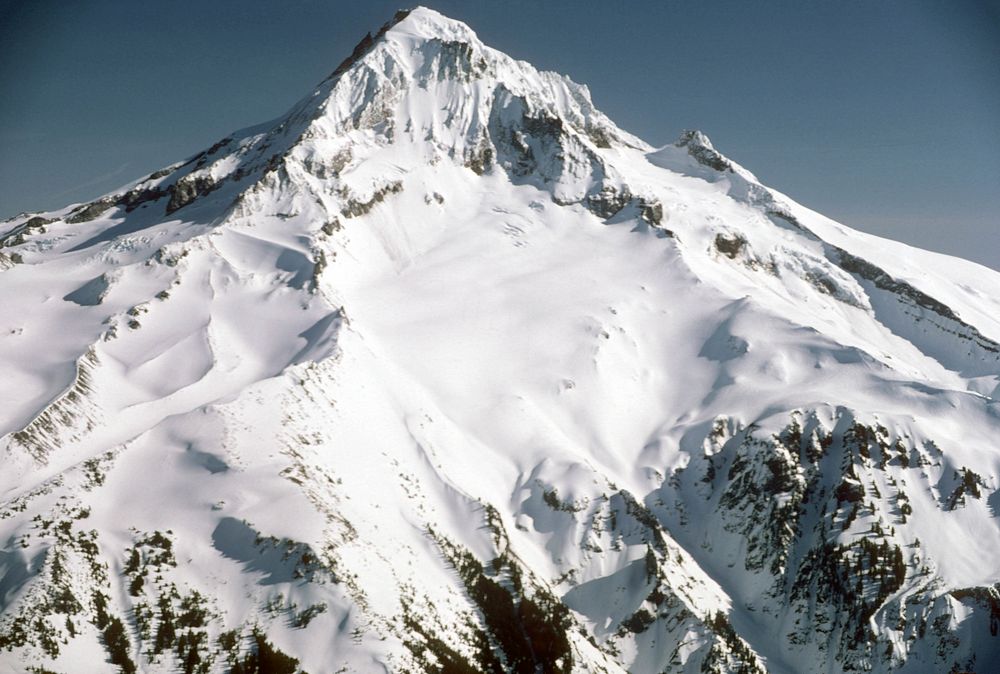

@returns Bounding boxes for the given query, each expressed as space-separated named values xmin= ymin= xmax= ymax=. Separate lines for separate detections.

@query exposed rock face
xmin=340 ymin=181 xmax=403 ymax=218
xmin=715 ymin=232 xmax=747 ymax=258
xmin=639 ymin=199 xmax=663 ymax=226
xmin=1 ymin=7 xmax=1000 ymax=674
xmin=165 ymin=174 xmax=220 ymax=214
xmin=327 ymin=9 xmax=413 ymax=80
xmin=586 ymin=186 xmax=633 ymax=219
xmin=66 ymin=197 xmax=117 ymax=224
xmin=837 ymin=250 xmax=959 ymax=322
xmin=0 ymin=216 xmax=53 ymax=247
xmin=117 ymin=185 xmax=170 ymax=212
xmin=676 ymin=129 xmax=733 ymax=172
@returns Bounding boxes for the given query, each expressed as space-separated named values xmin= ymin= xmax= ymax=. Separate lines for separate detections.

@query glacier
xmin=1 ymin=7 xmax=999 ymax=673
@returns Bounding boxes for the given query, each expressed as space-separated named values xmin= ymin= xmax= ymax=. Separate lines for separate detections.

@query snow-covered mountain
xmin=2 ymin=7 xmax=1000 ymax=673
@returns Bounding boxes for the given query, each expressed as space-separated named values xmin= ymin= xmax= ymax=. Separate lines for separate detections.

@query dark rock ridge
xmin=676 ymin=130 xmax=732 ymax=172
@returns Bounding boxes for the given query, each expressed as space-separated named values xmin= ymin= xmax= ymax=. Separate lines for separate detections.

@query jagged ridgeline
xmin=2 ymin=6 xmax=1000 ymax=674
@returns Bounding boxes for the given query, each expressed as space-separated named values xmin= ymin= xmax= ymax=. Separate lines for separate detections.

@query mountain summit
xmin=2 ymin=7 xmax=1000 ymax=673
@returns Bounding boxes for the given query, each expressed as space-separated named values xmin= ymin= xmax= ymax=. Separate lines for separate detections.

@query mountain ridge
xmin=1 ymin=7 xmax=999 ymax=674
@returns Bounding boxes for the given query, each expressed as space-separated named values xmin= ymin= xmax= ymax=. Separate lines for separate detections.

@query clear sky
xmin=1 ymin=0 xmax=998 ymax=270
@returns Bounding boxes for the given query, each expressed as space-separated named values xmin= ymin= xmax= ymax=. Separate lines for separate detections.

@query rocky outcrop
xmin=66 ymin=197 xmax=117 ymax=224
xmin=675 ymin=129 xmax=732 ymax=172
xmin=165 ymin=174 xmax=220 ymax=215
xmin=340 ymin=180 xmax=403 ymax=218
xmin=0 ymin=216 xmax=53 ymax=247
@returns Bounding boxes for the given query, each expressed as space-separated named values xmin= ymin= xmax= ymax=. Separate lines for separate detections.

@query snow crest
xmin=1 ymin=7 xmax=1000 ymax=674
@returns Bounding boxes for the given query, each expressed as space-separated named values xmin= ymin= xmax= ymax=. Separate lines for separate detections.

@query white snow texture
xmin=1 ymin=8 xmax=999 ymax=674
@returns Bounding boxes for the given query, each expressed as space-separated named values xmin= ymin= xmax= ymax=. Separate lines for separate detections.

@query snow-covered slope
xmin=2 ymin=7 xmax=999 ymax=673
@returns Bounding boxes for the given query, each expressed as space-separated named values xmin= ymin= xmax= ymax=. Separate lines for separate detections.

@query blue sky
xmin=1 ymin=0 xmax=998 ymax=269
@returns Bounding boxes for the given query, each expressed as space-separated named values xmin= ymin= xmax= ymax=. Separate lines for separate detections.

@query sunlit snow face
xmin=1 ymin=8 xmax=999 ymax=674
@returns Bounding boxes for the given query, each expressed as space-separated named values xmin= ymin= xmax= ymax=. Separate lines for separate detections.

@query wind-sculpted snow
xmin=1 ymin=6 xmax=999 ymax=674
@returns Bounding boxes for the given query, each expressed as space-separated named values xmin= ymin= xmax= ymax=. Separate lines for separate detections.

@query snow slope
xmin=1 ymin=7 xmax=999 ymax=674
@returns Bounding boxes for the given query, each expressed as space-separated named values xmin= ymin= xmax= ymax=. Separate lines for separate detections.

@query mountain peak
xmin=388 ymin=6 xmax=480 ymax=43
xmin=282 ymin=5 xmax=648 ymax=214
xmin=3 ymin=12 xmax=1000 ymax=674
xmin=326 ymin=6 xmax=480 ymax=80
